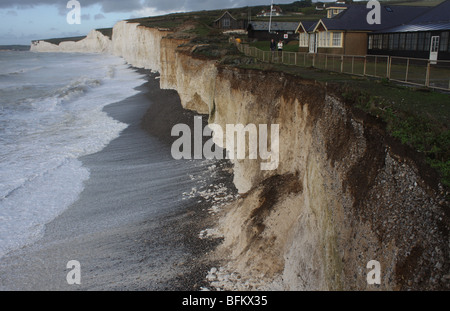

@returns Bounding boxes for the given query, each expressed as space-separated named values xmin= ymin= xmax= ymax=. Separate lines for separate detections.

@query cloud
xmin=81 ymin=13 xmax=90 ymax=20
xmin=6 ymin=10 xmax=18 ymax=16
xmin=94 ymin=13 xmax=105 ymax=20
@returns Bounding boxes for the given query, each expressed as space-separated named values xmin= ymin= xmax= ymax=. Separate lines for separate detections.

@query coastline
xmin=0 ymin=67 xmax=237 ymax=291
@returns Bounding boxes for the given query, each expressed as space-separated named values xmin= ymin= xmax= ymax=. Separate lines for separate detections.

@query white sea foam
xmin=0 ymin=52 xmax=146 ymax=258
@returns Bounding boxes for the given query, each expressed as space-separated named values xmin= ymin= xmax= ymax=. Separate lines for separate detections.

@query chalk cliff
xmin=30 ymin=29 xmax=112 ymax=53
xmin=31 ymin=21 xmax=450 ymax=291
xmin=111 ymin=21 xmax=169 ymax=72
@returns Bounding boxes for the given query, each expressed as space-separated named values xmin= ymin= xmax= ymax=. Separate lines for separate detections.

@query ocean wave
xmin=0 ymin=66 xmax=44 ymax=78
xmin=55 ymin=77 xmax=102 ymax=103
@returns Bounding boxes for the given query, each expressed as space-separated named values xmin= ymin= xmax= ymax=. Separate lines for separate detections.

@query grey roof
xmin=376 ymin=22 xmax=450 ymax=33
xmin=248 ymin=21 xmax=299 ymax=31
xmin=408 ymin=0 xmax=450 ymax=24
xmin=375 ymin=0 xmax=450 ymax=33
xmin=297 ymin=21 xmax=317 ymax=33
xmin=319 ymin=4 xmax=430 ymax=32
xmin=214 ymin=11 xmax=237 ymax=22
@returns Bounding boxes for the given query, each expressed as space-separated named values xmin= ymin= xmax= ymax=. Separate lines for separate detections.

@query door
xmin=430 ymin=36 xmax=439 ymax=64
xmin=309 ymin=33 xmax=316 ymax=53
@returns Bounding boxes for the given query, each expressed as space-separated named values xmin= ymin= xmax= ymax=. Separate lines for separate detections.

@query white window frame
xmin=317 ymin=31 xmax=343 ymax=48
xmin=299 ymin=33 xmax=309 ymax=47
xmin=332 ymin=32 xmax=343 ymax=47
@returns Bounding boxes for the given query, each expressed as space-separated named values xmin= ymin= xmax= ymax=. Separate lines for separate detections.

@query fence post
xmin=313 ymin=54 xmax=316 ymax=67
xmin=352 ymin=56 xmax=355 ymax=74
xmin=425 ymin=60 xmax=430 ymax=87
xmin=375 ymin=56 xmax=377 ymax=77
xmin=325 ymin=54 xmax=328 ymax=70
xmin=405 ymin=58 xmax=410 ymax=82
xmin=386 ymin=56 xmax=389 ymax=78
xmin=340 ymin=55 xmax=344 ymax=73
xmin=388 ymin=57 xmax=392 ymax=80
xmin=363 ymin=56 xmax=367 ymax=76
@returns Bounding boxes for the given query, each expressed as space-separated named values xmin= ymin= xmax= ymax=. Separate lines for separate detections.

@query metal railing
xmin=237 ymin=43 xmax=450 ymax=91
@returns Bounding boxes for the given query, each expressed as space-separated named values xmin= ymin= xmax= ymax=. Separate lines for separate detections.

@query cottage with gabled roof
xmin=214 ymin=11 xmax=246 ymax=30
xmin=296 ymin=3 xmax=430 ymax=56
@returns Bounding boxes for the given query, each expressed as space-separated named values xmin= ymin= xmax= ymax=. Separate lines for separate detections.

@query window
xmin=405 ymin=33 xmax=413 ymax=50
xmin=417 ymin=32 xmax=425 ymax=50
xmin=332 ymin=32 xmax=342 ymax=47
xmin=223 ymin=18 xmax=230 ymax=28
xmin=399 ymin=33 xmax=406 ymax=50
xmin=299 ymin=33 xmax=309 ymax=47
xmin=383 ymin=34 xmax=389 ymax=50
xmin=368 ymin=35 xmax=373 ymax=49
xmin=440 ymin=32 xmax=449 ymax=52
xmin=410 ymin=33 xmax=418 ymax=51
xmin=388 ymin=34 xmax=394 ymax=50
xmin=318 ymin=31 xmax=329 ymax=47
xmin=404 ymin=33 xmax=418 ymax=51
xmin=393 ymin=33 xmax=399 ymax=50
xmin=424 ymin=32 xmax=431 ymax=50
xmin=372 ymin=34 xmax=382 ymax=49
xmin=317 ymin=32 xmax=342 ymax=48
xmin=372 ymin=35 xmax=378 ymax=49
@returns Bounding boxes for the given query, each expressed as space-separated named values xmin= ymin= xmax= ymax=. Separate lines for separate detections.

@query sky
xmin=0 ymin=0 xmax=333 ymax=45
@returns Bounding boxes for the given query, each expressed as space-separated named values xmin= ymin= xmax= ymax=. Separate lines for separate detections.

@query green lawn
xmin=249 ymin=41 xmax=299 ymax=52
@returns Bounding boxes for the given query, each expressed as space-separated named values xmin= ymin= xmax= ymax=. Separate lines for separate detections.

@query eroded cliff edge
xmin=32 ymin=21 xmax=450 ymax=290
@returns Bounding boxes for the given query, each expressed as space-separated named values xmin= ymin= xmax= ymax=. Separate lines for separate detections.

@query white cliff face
xmin=112 ymin=21 xmax=167 ymax=72
xmin=160 ymin=44 xmax=216 ymax=115
xmin=30 ymin=30 xmax=112 ymax=53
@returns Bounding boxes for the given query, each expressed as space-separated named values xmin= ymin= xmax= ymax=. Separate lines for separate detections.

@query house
xmin=326 ymin=2 xmax=349 ymax=18
xmin=367 ymin=0 xmax=450 ymax=61
xmin=214 ymin=11 xmax=246 ymax=30
xmin=256 ymin=5 xmax=283 ymax=17
xmin=296 ymin=4 xmax=430 ymax=55
xmin=247 ymin=21 xmax=299 ymax=42
xmin=315 ymin=4 xmax=326 ymax=11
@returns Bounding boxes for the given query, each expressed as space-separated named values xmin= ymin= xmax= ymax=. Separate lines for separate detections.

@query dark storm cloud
xmin=0 ymin=0 xmax=300 ymax=14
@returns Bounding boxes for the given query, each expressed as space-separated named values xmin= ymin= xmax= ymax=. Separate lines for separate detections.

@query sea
xmin=0 ymin=51 xmax=147 ymax=259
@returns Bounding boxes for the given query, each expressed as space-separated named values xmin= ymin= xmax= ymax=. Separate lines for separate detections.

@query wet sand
xmin=0 ymin=68 xmax=235 ymax=291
